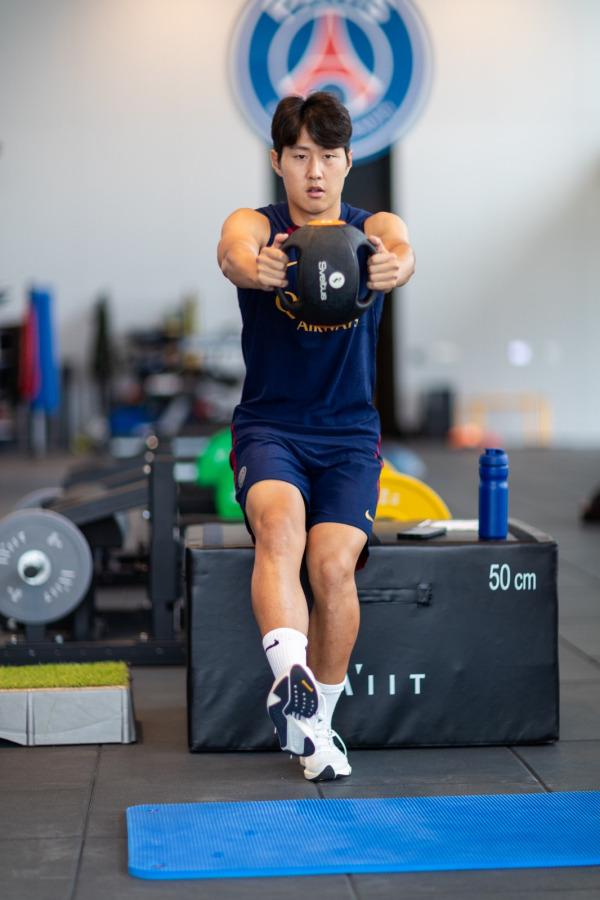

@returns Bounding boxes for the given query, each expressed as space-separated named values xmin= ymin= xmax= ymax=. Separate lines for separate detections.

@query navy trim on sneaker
xmin=267 ymin=664 xmax=318 ymax=756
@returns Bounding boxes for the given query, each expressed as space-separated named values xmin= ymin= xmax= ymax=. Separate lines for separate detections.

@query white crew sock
xmin=315 ymin=679 xmax=346 ymax=730
xmin=262 ymin=627 xmax=308 ymax=680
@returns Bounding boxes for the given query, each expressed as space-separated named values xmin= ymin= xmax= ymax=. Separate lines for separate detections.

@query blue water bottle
xmin=478 ymin=448 xmax=509 ymax=540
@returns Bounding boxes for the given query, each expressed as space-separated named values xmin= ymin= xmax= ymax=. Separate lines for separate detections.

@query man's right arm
xmin=218 ymin=208 xmax=289 ymax=291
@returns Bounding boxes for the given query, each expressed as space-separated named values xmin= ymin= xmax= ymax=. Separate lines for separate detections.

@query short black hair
xmin=271 ymin=92 xmax=352 ymax=161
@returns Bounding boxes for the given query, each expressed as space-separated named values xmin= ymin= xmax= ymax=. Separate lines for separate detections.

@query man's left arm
xmin=364 ymin=212 xmax=415 ymax=293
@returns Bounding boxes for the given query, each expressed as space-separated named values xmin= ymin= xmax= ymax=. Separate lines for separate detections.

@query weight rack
xmin=0 ymin=454 xmax=192 ymax=665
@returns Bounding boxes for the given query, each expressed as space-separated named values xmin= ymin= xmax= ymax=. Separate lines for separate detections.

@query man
xmin=218 ymin=92 xmax=415 ymax=781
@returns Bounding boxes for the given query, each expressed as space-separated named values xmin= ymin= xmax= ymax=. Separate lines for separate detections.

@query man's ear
xmin=270 ymin=149 xmax=282 ymax=176
xmin=346 ymin=148 xmax=353 ymax=174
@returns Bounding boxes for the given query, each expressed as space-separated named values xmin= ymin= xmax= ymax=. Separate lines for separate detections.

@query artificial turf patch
xmin=0 ymin=660 xmax=130 ymax=690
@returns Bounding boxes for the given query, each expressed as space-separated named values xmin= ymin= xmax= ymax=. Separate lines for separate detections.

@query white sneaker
xmin=299 ymin=710 xmax=352 ymax=781
xmin=267 ymin=663 xmax=319 ymax=757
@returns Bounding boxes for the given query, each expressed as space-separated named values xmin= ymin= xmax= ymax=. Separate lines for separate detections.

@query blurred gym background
xmin=1 ymin=0 xmax=599 ymax=456
xmin=2 ymin=8 xmax=600 ymax=898
xmin=0 ymin=0 xmax=599 ymax=654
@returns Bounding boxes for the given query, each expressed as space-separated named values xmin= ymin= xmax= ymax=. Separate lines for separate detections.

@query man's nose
xmin=307 ymin=157 xmax=322 ymax=179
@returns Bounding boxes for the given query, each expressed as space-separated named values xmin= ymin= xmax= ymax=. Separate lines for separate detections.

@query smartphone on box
xmin=397 ymin=521 xmax=447 ymax=540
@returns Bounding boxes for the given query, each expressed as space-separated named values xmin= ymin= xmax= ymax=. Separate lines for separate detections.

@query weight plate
xmin=0 ymin=509 xmax=93 ymax=625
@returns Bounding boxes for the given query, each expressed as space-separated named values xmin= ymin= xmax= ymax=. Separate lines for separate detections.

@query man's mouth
xmin=307 ymin=187 xmax=324 ymax=197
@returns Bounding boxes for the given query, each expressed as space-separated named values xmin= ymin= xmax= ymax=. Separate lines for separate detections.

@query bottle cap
xmin=479 ymin=448 xmax=508 ymax=467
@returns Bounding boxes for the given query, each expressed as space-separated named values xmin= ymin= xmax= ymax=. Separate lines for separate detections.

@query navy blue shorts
xmin=230 ymin=427 xmax=382 ymax=543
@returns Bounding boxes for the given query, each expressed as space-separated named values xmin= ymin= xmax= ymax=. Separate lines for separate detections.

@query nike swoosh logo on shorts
xmin=365 ymin=510 xmax=374 ymax=522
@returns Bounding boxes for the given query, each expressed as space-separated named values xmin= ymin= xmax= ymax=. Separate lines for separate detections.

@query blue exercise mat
xmin=127 ymin=792 xmax=600 ymax=880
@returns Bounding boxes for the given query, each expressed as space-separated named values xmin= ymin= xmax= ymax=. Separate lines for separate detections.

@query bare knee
xmin=253 ymin=508 xmax=305 ymax=561
xmin=306 ymin=524 xmax=365 ymax=598
xmin=307 ymin=546 xmax=357 ymax=597
xmin=246 ymin=482 xmax=306 ymax=563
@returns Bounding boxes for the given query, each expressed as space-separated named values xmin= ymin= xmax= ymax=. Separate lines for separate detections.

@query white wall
xmin=0 ymin=0 xmax=269 ymax=351
xmin=396 ymin=0 xmax=600 ymax=444
xmin=1 ymin=0 xmax=599 ymax=444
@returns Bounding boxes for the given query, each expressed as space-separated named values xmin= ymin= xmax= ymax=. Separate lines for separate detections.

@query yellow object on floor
xmin=376 ymin=462 xmax=451 ymax=521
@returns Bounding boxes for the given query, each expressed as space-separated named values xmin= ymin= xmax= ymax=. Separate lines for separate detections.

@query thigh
xmin=307 ymin=444 xmax=382 ymax=536
xmin=231 ymin=431 xmax=311 ymax=513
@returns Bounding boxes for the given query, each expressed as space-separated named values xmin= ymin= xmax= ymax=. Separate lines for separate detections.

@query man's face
xmin=271 ymin=126 xmax=352 ymax=226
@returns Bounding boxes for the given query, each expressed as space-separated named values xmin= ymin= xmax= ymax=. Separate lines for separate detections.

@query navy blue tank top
xmin=232 ymin=201 xmax=384 ymax=441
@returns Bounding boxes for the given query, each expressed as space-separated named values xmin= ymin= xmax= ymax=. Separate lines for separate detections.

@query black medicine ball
xmin=276 ymin=220 xmax=377 ymax=326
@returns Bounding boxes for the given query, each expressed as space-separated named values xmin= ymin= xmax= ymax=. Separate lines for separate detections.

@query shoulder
xmin=222 ymin=206 xmax=271 ymax=229
xmin=220 ymin=207 xmax=272 ymax=248
xmin=364 ymin=211 xmax=410 ymax=243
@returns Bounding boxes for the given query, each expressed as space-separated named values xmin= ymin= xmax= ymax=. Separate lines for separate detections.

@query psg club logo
xmin=229 ymin=0 xmax=432 ymax=161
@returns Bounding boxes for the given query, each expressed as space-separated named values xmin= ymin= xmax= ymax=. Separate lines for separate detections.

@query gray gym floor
xmin=1 ymin=442 xmax=600 ymax=899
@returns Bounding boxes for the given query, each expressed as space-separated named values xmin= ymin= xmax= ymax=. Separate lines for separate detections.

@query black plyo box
xmin=186 ymin=520 xmax=558 ymax=751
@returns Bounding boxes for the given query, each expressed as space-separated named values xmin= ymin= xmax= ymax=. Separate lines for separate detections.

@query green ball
xmin=196 ymin=428 xmax=233 ymax=487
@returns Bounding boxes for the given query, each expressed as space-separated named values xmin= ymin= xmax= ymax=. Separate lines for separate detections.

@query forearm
xmin=219 ymin=242 xmax=263 ymax=290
